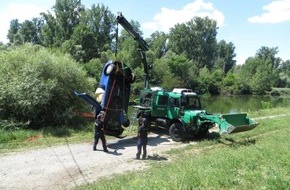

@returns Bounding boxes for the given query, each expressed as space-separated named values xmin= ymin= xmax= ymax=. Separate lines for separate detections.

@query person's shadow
xmin=147 ymin=134 xmax=171 ymax=146
xmin=106 ymin=149 xmax=123 ymax=156
xmin=146 ymin=154 xmax=168 ymax=161
xmin=107 ymin=137 xmax=136 ymax=150
xmin=94 ymin=148 xmax=123 ymax=156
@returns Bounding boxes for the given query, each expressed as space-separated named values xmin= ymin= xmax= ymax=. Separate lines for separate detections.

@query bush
xmin=0 ymin=44 xmax=95 ymax=129
xmin=260 ymin=101 xmax=273 ymax=109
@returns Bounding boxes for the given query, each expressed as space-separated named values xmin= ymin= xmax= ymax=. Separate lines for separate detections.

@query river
xmin=201 ymin=95 xmax=290 ymax=114
xmin=128 ymin=95 xmax=290 ymax=116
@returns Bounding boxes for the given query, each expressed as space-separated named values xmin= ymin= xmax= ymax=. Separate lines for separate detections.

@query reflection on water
xmin=201 ymin=95 xmax=290 ymax=114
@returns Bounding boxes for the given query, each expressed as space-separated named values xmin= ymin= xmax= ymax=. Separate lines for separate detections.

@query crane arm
xmin=116 ymin=13 xmax=149 ymax=51
xmin=116 ymin=12 xmax=150 ymax=88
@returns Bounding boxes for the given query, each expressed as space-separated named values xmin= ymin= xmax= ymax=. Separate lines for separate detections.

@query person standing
xmin=93 ymin=111 xmax=108 ymax=152
xmin=136 ymin=112 xmax=148 ymax=160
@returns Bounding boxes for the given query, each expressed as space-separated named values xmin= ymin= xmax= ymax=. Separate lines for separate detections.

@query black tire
xmin=196 ymin=123 xmax=209 ymax=138
xmin=197 ymin=128 xmax=208 ymax=137
xmin=169 ymin=123 xmax=185 ymax=142
xmin=122 ymin=118 xmax=130 ymax=127
xmin=104 ymin=63 xmax=115 ymax=76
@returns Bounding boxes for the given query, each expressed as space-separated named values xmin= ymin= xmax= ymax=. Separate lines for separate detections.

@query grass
xmin=249 ymin=106 xmax=290 ymax=118
xmin=0 ymin=121 xmax=137 ymax=154
xmin=0 ymin=123 xmax=93 ymax=153
xmin=74 ymin=107 xmax=290 ymax=190
xmin=1 ymin=107 xmax=290 ymax=189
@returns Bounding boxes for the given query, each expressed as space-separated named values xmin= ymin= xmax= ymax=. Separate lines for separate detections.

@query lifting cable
xmin=121 ymin=62 xmax=126 ymax=134
xmin=122 ymin=62 xmax=126 ymax=110
xmin=42 ymin=130 xmax=88 ymax=188
xmin=103 ymin=78 xmax=116 ymax=132
xmin=115 ymin=22 xmax=119 ymax=57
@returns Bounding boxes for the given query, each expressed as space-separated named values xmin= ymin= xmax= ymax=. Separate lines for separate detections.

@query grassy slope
xmin=76 ymin=107 xmax=290 ymax=190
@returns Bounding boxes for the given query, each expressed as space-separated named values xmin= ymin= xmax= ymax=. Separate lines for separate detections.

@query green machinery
xmin=117 ymin=13 xmax=259 ymax=141
xmin=136 ymin=88 xmax=259 ymax=141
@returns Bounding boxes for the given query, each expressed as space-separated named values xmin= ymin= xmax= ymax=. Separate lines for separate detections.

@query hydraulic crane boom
xmin=116 ymin=12 xmax=150 ymax=89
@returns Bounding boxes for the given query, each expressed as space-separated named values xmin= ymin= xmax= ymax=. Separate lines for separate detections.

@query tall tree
xmin=62 ymin=3 xmax=115 ymax=63
xmin=167 ymin=52 xmax=192 ymax=87
xmin=40 ymin=11 xmax=57 ymax=47
xmin=169 ymin=16 xmax=218 ymax=70
xmin=7 ymin=18 xmax=43 ymax=45
xmin=256 ymin=46 xmax=281 ymax=69
xmin=148 ymin=31 xmax=169 ymax=59
xmin=117 ymin=19 xmax=143 ymax=69
xmin=85 ymin=4 xmax=115 ymax=58
xmin=215 ymin=40 xmax=236 ymax=73
xmin=52 ymin=0 xmax=84 ymax=46
xmin=238 ymin=49 xmax=280 ymax=95
xmin=31 ymin=17 xmax=44 ymax=44
xmin=249 ymin=59 xmax=274 ymax=94
xmin=256 ymin=46 xmax=281 ymax=87
xmin=18 ymin=20 xmax=36 ymax=43
xmin=280 ymin=60 xmax=290 ymax=77
xmin=7 ymin=19 xmax=20 ymax=43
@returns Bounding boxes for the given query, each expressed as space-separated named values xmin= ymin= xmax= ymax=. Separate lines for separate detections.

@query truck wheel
xmin=104 ymin=63 xmax=115 ymax=76
xmin=169 ymin=123 xmax=185 ymax=142
xmin=196 ymin=123 xmax=209 ymax=138
xmin=122 ymin=119 xmax=130 ymax=127
xmin=197 ymin=128 xmax=208 ymax=137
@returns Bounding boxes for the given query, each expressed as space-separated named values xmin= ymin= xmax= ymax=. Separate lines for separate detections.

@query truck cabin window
xmin=157 ymin=96 xmax=168 ymax=106
xmin=182 ymin=96 xmax=200 ymax=109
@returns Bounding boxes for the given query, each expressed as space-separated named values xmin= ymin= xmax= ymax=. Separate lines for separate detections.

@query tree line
xmin=5 ymin=0 xmax=290 ymax=95
xmin=1 ymin=0 xmax=290 ymax=129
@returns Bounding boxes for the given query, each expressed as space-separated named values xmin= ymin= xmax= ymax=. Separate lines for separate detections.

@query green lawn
xmin=75 ymin=107 xmax=290 ymax=190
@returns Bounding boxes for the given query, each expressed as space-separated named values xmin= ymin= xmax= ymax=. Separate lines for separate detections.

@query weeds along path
xmin=0 ymin=133 xmax=188 ymax=190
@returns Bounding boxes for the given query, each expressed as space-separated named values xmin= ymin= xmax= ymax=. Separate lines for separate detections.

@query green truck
xmin=136 ymin=88 xmax=259 ymax=142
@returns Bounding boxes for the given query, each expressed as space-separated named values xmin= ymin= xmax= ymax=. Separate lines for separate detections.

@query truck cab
xmin=148 ymin=88 xmax=202 ymax=118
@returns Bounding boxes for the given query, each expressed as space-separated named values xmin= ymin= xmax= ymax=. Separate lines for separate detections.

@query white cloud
xmin=141 ymin=0 xmax=224 ymax=35
xmin=248 ymin=0 xmax=290 ymax=23
xmin=0 ymin=3 xmax=48 ymax=43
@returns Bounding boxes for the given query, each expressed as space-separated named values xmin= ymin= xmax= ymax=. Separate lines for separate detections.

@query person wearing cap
xmin=93 ymin=111 xmax=108 ymax=152
xmin=136 ymin=111 xmax=149 ymax=159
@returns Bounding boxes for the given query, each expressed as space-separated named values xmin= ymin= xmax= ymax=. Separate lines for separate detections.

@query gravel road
xmin=0 ymin=133 xmax=187 ymax=190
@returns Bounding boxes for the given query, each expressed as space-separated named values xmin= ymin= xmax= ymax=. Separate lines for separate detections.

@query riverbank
xmin=270 ymin=87 xmax=290 ymax=96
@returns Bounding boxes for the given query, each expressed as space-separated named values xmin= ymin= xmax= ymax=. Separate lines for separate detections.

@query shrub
xmin=0 ymin=44 xmax=95 ymax=129
xmin=260 ymin=101 xmax=272 ymax=109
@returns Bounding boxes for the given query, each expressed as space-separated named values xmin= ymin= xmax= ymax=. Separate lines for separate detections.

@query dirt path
xmin=0 ymin=133 xmax=188 ymax=190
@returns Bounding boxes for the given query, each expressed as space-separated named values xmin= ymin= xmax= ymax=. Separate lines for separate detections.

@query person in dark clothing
xmin=93 ymin=111 xmax=108 ymax=152
xmin=136 ymin=112 xmax=148 ymax=160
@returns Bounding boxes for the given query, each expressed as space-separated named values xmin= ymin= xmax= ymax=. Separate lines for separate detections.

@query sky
xmin=0 ymin=0 xmax=289 ymax=65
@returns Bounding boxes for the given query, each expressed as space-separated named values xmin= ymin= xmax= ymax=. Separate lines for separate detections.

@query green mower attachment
xmin=219 ymin=113 xmax=259 ymax=134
